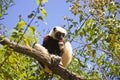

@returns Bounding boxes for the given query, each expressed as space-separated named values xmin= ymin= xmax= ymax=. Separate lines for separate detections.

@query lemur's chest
xmin=43 ymin=36 xmax=63 ymax=56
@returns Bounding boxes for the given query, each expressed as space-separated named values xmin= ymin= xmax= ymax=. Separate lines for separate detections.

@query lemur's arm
xmin=61 ymin=42 xmax=72 ymax=67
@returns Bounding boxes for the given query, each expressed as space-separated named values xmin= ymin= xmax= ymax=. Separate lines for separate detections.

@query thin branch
xmin=93 ymin=47 xmax=112 ymax=54
xmin=77 ymin=15 xmax=91 ymax=31
xmin=17 ymin=4 xmax=41 ymax=44
xmin=0 ymin=34 xmax=85 ymax=80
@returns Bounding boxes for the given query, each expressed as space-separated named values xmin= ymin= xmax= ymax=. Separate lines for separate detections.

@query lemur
xmin=34 ymin=26 xmax=72 ymax=72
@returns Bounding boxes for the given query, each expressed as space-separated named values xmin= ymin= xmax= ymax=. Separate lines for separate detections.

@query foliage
xmin=65 ymin=0 xmax=120 ymax=79
xmin=0 ymin=0 xmax=14 ymax=19
xmin=0 ymin=0 xmax=120 ymax=80
xmin=0 ymin=0 xmax=50 ymax=80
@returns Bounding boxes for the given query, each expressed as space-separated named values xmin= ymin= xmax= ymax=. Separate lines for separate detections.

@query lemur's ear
xmin=53 ymin=27 xmax=56 ymax=31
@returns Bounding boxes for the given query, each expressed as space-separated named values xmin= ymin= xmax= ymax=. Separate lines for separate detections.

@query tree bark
xmin=0 ymin=34 xmax=85 ymax=80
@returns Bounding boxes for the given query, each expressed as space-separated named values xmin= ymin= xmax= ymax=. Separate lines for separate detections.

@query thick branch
xmin=0 ymin=34 xmax=84 ymax=80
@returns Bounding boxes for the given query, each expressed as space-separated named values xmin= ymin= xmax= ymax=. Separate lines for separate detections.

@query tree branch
xmin=0 ymin=34 xmax=85 ymax=80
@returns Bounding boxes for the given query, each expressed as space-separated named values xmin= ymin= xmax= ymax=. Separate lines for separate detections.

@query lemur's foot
xmin=51 ymin=55 xmax=61 ymax=66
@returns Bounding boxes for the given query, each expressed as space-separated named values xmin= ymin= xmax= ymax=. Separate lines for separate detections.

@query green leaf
xmin=40 ymin=7 xmax=47 ymax=17
xmin=85 ymin=19 xmax=95 ymax=27
xmin=23 ymin=38 xmax=30 ymax=47
xmin=79 ymin=14 xmax=84 ymax=23
xmin=63 ymin=16 xmax=67 ymax=20
xmin=17 ymin=21 xmax=26 ymax=28
xmin=79 ymin=31 xmax=84 ymax=37
xmin=38 ymin=16 xmax=44 ymax=21
xmin=36 ymin=0 xmax=48 ymax=4
xmin=42 ymin=0 xmax=48 ymax=3
xmin=10 ymin=29 xmax=19 ymax=41
xmin=92 ymin=50 xmax=96 ymax=58
xmin=0 ymin=14 xmax=3 ymax=17
xmin=92 ymin=32 xmax=104 ymax=43
xmin=108 ymin=4 xmax=116 ymax=13
xmin=28 ymin=26 xmax=36 ymax=34
xmin=97 ymin=60 xmax=102 ymax=65
xmin=8 ymin=55 xmax=17 ymax=64
xmin=28 ymin=13 xmax=35 ymax=18
xmin=79 ymin=61 xmax=86 ymax=67
xmin=87 ymin=44 xmax=91 ymax=50
xmin=36 ymin=0 xmax=41 ymax=4
xmin=97 ymin=54 xmax=105 ymax=65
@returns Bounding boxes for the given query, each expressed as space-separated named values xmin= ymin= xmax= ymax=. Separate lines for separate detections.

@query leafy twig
xmin=93 ymin=47 xmax=112 ymax=54
xmin=17 ymin=4 xmax=41 ymax=44
xmin=77 ymin=15 xmax=91 ymax=31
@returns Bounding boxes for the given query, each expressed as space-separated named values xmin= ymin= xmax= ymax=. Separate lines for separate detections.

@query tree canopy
xmin=0 ymin=0 xmax=120 ymax=80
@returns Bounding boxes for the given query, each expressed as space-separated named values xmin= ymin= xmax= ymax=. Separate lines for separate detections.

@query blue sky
xmin=1 ymin=0 xmax=72 ymax=31
xmin=1 ymin=0 xmax=79 ymax=48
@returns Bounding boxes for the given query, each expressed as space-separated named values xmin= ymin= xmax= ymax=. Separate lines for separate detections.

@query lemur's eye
xmin=62 ymin=33 xmax=65 ymax=37
xmin=55 ymin=32 xmax=65 ymax=40
xmin=56 ymin=32 xmax=61 ymax=37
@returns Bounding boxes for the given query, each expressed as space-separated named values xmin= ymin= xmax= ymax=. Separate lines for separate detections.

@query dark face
xmin=55 ymin=32 xmax=65 ymax=40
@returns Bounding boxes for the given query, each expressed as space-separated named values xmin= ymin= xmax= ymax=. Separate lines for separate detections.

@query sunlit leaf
xmin=8 ymin=55 xmax=17 ymax=64
xmin=97 ymin=54 xmax=105 ymax=65
xmin=63 ymin=16 xmax=67 ymax=20
xmin=28 ymin=26 xmax=36 ymax=34
xmin=36 ymin=0 xmax=48 ymax=4
xmin=36 ymin=0 xmax=41 ymax=4
xmin=114 ymin=42 xmax=120 ymax=49
xmin=97 ymin=60 xmax=102 ymax=65
xmin=0 ymin=14 xmax=3 ymax=17
xmin=79 ymin=61 xmax=86 ymax=67
xmin=85 ymin=19 xmax=95 ymax=27
xmin=108 ymin=4 xmax=116 ymax=13
xmin=39 ymin=7 xmax=47 ymax=17
xmin=42 ymin=0 xmax=48 ymax=3
xmin=17 ymin=21 xmax=26 ymax=28
xmin=111 ymin=34 xmax=116 ymax=41
xmin=23 ymin=38 xmax=30 ymax=47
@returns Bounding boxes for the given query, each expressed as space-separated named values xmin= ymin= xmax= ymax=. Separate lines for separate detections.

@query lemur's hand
xmin=58 ymin=40 xmax=64 ymax=50
xmin=51 ymin=55 xmax=61 ymax=66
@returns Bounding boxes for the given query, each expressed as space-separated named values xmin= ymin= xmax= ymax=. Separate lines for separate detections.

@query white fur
xmin=62 ymin=42 xmax=72 ymax=67
xmin=48 ymin=26 xmax=67 ymax=39
xmin=34 ymin=44 xmax=49 ymax=55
